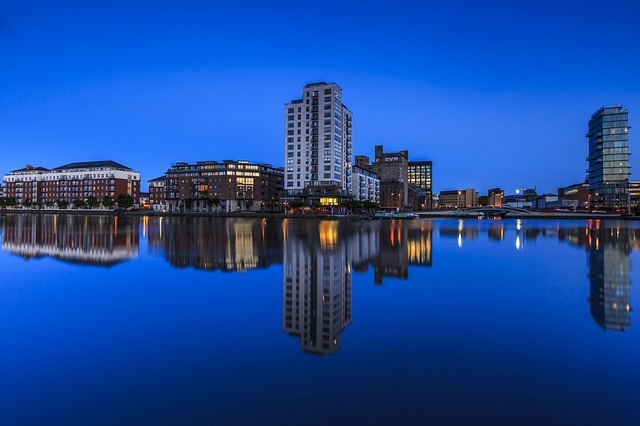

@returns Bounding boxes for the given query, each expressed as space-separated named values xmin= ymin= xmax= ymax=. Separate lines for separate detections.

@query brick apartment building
xmin=164 ymin=160 xmax=284 ymax=212
xmin=3 ymin=160 xmax=140 ymax=206
xmin=148 ymin=176 xmax=166 ymax=211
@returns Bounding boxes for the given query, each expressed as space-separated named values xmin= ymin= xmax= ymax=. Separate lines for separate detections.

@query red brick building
xmin=3 ymin=160 xmax=140 ymax=206
xmin=148 ymin=176 xmax=166 ymax=211
xmin=164 ymin=160 xmax=284 ymax=212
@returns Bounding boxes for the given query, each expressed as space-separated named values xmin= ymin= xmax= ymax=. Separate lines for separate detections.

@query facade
xmin=139 ymin=192 xmax=149 ymax=209
xmin=283 ymin=82 xmax=353 ymax=201
xmin=488 ymin=188 xmax=504 ymax=207
xmin=164 ymin=160 xmax=283 ymax=212
xmin=352 ymin=165 xmax=380 ymax=204
xmin=439 ymin=189 xmax=477 ymax=209
xmin=148 ymin=176 xmax=166 ymax=211
xmin=586 ymin=105 xmax=631 ymax=209
xmin=2 ymin=161 xmax=140 ymax=206
xmin=372 ymin=145 xmax=409 ymax=209
xmin=558 ymin=182 xmax=589 ymax=209
xmin=629 ymin=181 xmax=640 ymax=208
xmin=408 ymin=161 xmax=433 ymax=209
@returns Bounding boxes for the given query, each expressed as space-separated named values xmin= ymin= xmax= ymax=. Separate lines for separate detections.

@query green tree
xmin=6 ymin=197 xmax=16 ymax=208
xmin=478 ymin=195 xmax=489 ymax=206
xmin=210 ymin=197 xmax=221 ymax=213
xmin=86 ymin=196 xmax=99 ymax=209
xmin=45 ymin=201 xmax=55 ymax=208
xmin=22 ymin=199 xmax=32 ymax=208
xmin=102 ymin=196 xmax=115 ymax=209
xmin=73 ymin=199 xmax=86 ymax=209
xmin=57 ymin=199 xmax=69 ymax=209
xmin=245 ymin=199 xmax=254 ymax=211
xmin=116 ymin=194 xmax=134 ymax=210
xmin=184 ymin=198 xmax=192 ymax=211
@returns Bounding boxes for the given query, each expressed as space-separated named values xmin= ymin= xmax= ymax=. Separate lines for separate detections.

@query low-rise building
xmin=630 ymin=181 xmax=640 ymax=208
xmin=439 ymin=189 xmax=477 ymax=209
xmin=558 ymin=182 xmax=589 ymax=209
xmin=3 ymin=161 xmax=140 ymax=207
xmin=488 ymin=188 xmax=504 ymax=207
xmin=139 ymin=192 xmax=150 ymax=209
xmin=164 ymin=160 xmax=283 ymax=213
xmin=148 ymin=176 xmax=166 ymax=211
xmin=352 ymin=165 xmax=380 ymax=204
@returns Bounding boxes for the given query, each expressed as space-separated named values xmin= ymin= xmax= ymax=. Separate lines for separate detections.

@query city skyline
xmin=1 ymin=1 xmax=639 ymax=195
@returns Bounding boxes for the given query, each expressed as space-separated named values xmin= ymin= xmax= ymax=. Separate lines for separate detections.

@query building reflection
xmin=585 ymin=223 xmax=632 ymax=331
xmin=146 ymin=216 xmax=283 ymax=272
xmin=283 ymin=220 xmax=354 ymax=355
xmin=1 ymin=213 xmax=138 ymax=266
xmin=553 ymin=221 xmax=637 ymax=332
xmin=369 ymin=221 xmax=433 ymax=284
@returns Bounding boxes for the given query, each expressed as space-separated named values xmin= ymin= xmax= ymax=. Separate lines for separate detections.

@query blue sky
xmin=1 ymin=0 xmax=639 ymax=194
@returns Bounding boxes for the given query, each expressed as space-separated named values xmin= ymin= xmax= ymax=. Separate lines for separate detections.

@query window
xmin=288 ymin=108 xmax=294 ymax=113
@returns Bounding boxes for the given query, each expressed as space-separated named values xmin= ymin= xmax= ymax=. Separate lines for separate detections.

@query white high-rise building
xmin=284 ymin=82 xmax=353 ymax=195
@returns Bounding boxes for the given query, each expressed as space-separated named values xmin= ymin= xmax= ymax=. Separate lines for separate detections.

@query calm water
xmin=1 ymin=214 xmax=639 ymax=425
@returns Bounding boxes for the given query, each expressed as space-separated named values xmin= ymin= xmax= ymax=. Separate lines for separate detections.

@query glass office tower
xmin=586 ymin=106 xmax=630 ymax=209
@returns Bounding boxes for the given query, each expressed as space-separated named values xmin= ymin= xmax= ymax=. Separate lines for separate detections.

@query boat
xmin=373 ymin=212 xmax=418 ymax=220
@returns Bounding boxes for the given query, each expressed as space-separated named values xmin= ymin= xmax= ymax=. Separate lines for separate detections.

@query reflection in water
xmin=146 ymin=217 xmax=283 ymax=272
xmin=283 ymin=220 xmax=354 ymax=355
xmin=587 ymin=223 xmax=632 ymax=331
xmin=438 ymin=219 xmax=638 ymax=332
xmin=558 ymin=221 xmax=638 ymax=331
xmin=282 ymin=219 xmax=433 ymax=354
xmin=1 ymin=215 xmax=638 ymax=339
xmin=1 ymin=214 xmax=138 ymax=266
xmin=372 ymin=220 xmax=433 ymax=284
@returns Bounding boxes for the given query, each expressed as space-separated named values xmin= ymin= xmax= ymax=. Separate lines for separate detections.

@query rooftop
xmin=52 ymin=160 xmax=133 ymax=171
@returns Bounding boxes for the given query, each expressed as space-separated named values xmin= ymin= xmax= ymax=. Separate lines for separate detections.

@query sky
xmin=1 ymin=0 xmax=639 ymax=194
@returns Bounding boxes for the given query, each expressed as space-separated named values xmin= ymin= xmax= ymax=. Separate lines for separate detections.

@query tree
xmin=211 ymin=197 xmax=221 ymax=212
xmin=86 ymin=196 xmax=99 ymax=209
xmin=116 ymin=194 xmax=134 ymax=210
xmin=73 ymin=199 xmax=86 ymax=209
xmin=245 ymin=199 xmax=254 ymax=211
xmin=45 ymin=201 xmax=55 ymax=208
xmin=184 ymin=198 xmax=192 ymax=211
xmin=22 ymin=199 xmax=32 ymax=208
xmin=6 ymin=197 xmax=16 ymax=208
xmin=102 ymin=196 xmax=115 ymax=209
xmin=57 ymin=199 xmax=69 ymax=209
xmin=478 ymin=195 xmax=489 ymax=206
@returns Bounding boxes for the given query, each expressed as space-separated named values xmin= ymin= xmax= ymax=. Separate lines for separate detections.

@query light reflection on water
xmin=1 ymin=213 xmax=640 ymax=425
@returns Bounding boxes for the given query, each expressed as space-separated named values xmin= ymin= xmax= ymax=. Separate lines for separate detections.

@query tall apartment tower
xmin=586 ymin=106 xmax=631 ymax=209
xmin=284 ymin=82 xmax=353 ymax=194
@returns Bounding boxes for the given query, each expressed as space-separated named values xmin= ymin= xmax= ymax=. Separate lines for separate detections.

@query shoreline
xmin=0 ymin=209 xmax=639 ymax=221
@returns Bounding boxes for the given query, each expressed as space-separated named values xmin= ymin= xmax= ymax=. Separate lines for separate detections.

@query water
xmin=1 ymin=214 xmax=639 ymax=425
